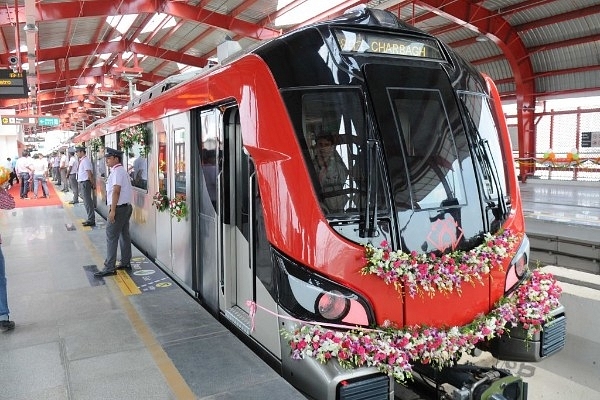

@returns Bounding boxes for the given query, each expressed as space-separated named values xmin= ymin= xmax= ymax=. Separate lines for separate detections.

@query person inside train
xmin=201 ymin=148 xmax=218 ymax=209
xmin=312 ymin=133 xmax=348 ymax=213
xmin=132 ymin=150 xmax=148 ymax=190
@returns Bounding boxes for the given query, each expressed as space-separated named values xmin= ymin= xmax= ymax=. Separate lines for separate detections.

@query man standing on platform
xmin=67 ymin=149 xmax=79 ymax=204
xmin=0 ymin=170 xmax=16 ymax=331
xmin=59 ymin=150 xmax=69 ymax=192
xmin=75 ymin=146 xmax=95 ymax=226
xmin=94 ymin=148 xmax=133 ymax=277
xmin=15 ymin=151 xmax=33 ymax=199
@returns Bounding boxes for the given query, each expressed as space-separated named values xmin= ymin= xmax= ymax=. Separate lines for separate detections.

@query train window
xmin=389 ymin=89 xmax=467 ymax=210
xmin=158 ymin=131 xmax=167 ymax=193
xmin=458 ymin=92 xmax=508 ymax=201
xmin=200 ymin=110 xmax=219 ymax=212
xmin=119 ymin=123 xmax=150 ymax=192
xmin=282 ymin=88 xmax=388 ymax=219
xmin=174 ymin=127 xmax=186 ymax=196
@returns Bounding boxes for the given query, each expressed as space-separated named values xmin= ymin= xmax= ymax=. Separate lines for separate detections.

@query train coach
xmin=76 ymin=7 xmax=566 ymax=400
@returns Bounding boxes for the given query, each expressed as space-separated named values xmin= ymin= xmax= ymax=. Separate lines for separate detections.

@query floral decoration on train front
xmin=281 ymin=229 xmax=562 ymax=383
xmin=282 ymin=268 xmax=562 ymax=384
xmin=360 ymin=229 xmax=521 ymax=297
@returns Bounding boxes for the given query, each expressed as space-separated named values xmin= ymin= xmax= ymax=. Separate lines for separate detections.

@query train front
xmin=253 ymin=7 xmax=566 ymax=400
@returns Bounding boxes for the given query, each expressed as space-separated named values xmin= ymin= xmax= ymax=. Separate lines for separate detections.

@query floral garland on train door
xmin=280 ymin=230 xmax=564 ymax=383
xmin=152 ymin=191 xmax=188 ymax=221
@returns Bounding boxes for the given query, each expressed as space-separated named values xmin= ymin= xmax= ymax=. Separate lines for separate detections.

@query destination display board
xmin=334 ymin=29 xmax=444 ymax=60
xmin=0 ymin=69 xmax=28 ymax=98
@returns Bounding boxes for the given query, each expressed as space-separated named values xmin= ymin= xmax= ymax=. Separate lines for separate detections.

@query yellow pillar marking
xmin=114 ymin=270 xmax=142 ymax=295
xmin=63 ymin=207 xmax=196 ymax=399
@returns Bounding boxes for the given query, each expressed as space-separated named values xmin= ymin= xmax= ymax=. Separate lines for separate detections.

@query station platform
xmin=520 ymin=178 xmax=600 ymax=286
xmin=0 ymin=184 xmax=305 ymax=399
xmin=2 ymin=178 xmax=598 ymax=400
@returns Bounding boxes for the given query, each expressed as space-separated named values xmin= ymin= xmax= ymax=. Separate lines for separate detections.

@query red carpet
xmin=7 ymin=179 xmax=64 ymax=208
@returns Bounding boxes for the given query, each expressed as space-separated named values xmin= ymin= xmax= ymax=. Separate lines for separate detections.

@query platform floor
xmin=2 ymin=178 xmax=598 ymax=400
xmin=520 ymin=178 xmax=600 ymax=234
xmin=520 ymin=178 xmax=600 ymax=244
xmin=0 ymin=187 xmax=305 ymax=399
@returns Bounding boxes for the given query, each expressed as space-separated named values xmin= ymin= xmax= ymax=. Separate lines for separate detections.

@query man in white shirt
xmin=59 ymin=150 xmax=69 ymax=192
xmin=15 ymin=151 xmax=33 ymax=199
xmin=75 ymin=145 xmax=95 ymax=226
xmin=67 ymin=149 xmax=79 ymax=204
xmin=52 ymin=152 xmax=61 ymax=185
xmin=94 ymin=147 xmax=133 ymax=277
xmin=31 ymin=153 xmax=50 ymax=198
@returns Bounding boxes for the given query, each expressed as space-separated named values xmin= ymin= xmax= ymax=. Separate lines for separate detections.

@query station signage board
xmin=0 ymin=115 xmax=60 ymax=126
xmin=0 ymin=69 xmax=28 ymax=98
xmin=581 ymin=131 xmax=600 ymax=148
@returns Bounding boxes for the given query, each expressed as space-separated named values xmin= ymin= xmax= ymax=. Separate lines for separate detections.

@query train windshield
xmin=458 ymin=92 xmax=509 ymax=204
xmin=282 ymin=88 xmax=388 ymax=219
xmin=386 ymin=88 xmax=467 ymax=210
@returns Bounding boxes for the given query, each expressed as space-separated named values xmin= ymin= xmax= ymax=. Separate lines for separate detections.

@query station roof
xmin=0 ymin=0 xmax=598 ymax=132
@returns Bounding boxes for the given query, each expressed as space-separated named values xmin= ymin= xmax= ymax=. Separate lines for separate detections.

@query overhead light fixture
xmin=476 ymin=35 xmax=489 ymax=42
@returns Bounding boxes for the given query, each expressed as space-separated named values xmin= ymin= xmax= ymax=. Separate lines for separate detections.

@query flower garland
xmin=360 ymin=230 xmax=521 ymax=298
xmin=169 ymin=195 xmax=188 ymax=221
xmin=119 ymin=124 xmax=149 ymax=151
xmin=282 ymin=269 xmax=562 ymax=384
xmin=89 ymin=138 xmax=103 ymax=153
xmin=152 ymin=191 xmax=169 ymax=212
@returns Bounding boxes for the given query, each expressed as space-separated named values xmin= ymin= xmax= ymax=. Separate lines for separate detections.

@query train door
xmin=216 ymin=107 xmax=281 ymax=357
xmin=196 ymin=109 xmax=220 ymax=310
xmin=219 ymin=108 xmax=254 ymax=329
xmin=155 ymin=113 xmax=193 ymax=290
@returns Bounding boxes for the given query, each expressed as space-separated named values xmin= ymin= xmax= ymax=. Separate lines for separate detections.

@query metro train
xmin=76 ymin=7 xmax=566 ymax=400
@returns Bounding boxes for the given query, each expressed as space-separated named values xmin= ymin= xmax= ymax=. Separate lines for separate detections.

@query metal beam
xmin=416 ymin=0 xmax=537 ymax=180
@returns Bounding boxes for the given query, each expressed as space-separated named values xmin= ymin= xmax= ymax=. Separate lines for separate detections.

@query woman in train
xmin=312 ymin=133 xmax=349 ymax=213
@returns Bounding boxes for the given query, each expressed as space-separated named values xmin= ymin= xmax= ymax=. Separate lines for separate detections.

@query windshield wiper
xmin=360 ymin=138 xmax=380 ymax=238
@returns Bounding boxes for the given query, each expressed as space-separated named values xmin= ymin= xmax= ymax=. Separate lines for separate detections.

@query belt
xmin=116 ymin=203 xmax=130 ymax=208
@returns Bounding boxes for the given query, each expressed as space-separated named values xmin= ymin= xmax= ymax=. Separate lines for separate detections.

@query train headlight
xmin=504 ymin=234 xmax=530 ymax=293
xmin=317 ymin=290 xmax=350 ymax=321
xmin=272 ymin=249 xmax=374 ymax=327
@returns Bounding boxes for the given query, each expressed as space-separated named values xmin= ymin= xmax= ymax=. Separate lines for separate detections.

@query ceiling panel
xmin=0 ymin=0 xmax=596 ymax=132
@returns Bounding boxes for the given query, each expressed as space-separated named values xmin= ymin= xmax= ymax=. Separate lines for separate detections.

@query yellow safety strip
xmin=115 ymin=269 xmax=142 ymax=295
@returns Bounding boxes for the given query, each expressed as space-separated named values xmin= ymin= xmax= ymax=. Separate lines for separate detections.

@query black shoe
xmin=82 ymin=221 xmax=96 ymax=227
xmin=117 ymin=264 xmax=132 ymax=270
xmin=69 ymin=201 xmax=79 ymax=204
xmin=94 ymin=269 xmax=116 ymax=277
xmin=0 ymin=320 xmax=15 ymax=332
